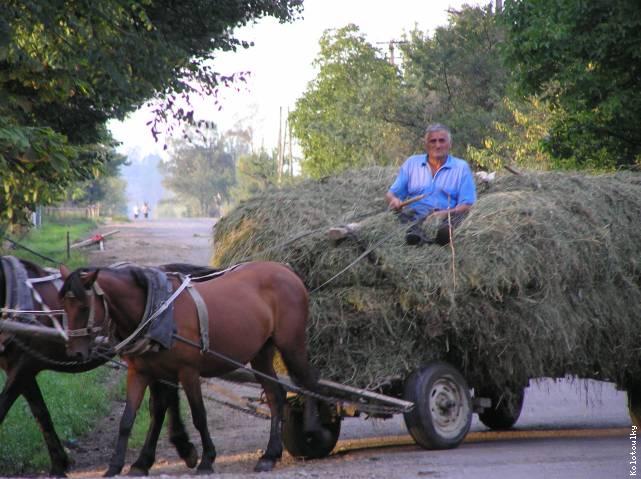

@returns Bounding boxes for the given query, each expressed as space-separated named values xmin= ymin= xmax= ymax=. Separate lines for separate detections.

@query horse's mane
xmin=59 ymin=268 xmax=98 ymax=302
xmin=19 ymin=258 xmax=48 ymax=277
xmin=127 ymin=267 xmax=149 ymax=291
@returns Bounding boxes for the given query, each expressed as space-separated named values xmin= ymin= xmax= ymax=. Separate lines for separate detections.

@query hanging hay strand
xmin=213 ymin=167 xmax=641 ymax=392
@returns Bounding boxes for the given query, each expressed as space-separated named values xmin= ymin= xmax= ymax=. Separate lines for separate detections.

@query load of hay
xmin=213 ymin=167 xmax=641 ymax=394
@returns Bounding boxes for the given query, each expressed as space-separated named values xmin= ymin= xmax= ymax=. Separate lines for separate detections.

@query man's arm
xmin=429 ymin=203 xmax=472 ymax=220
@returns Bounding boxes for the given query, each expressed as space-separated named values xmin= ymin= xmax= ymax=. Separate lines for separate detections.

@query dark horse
xmin=59 ymin=261 xmax=323 ymax=475
xmin=0 ymin=257 xmax=207 ymax=476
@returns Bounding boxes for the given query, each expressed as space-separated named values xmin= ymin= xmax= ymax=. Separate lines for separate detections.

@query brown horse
xmin=59 ymin=261 xmax=323 ymax=475
xmin=0 ymin=257 xmax=205 ymax=476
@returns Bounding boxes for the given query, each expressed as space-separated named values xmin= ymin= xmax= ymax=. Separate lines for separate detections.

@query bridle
xmin=64 ymin=281 xmax=110 ymax=340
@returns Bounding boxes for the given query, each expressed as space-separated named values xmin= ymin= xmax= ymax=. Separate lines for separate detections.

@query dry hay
xmin=213 ymin=167 xmax=641 ymax=393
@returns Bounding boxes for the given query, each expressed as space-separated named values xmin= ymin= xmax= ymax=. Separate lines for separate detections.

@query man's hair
xmin=425 ymin=123 xmax=452 ymax=142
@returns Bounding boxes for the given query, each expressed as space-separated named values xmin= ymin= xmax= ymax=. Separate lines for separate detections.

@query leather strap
xmin=186 ymin=283 xmax=209 ymax=353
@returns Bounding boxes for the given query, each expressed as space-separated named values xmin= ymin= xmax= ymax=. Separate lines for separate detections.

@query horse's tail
xmin=280 ymin=348 xmax=320 ymax=392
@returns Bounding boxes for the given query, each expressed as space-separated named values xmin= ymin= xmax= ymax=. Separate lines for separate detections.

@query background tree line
xmin=3 ymin=0 xmax=640 ymax=227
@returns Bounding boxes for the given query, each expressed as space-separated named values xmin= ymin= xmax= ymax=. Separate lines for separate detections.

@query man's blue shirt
xmin=388 ymin=154 xmax=476 ymax=218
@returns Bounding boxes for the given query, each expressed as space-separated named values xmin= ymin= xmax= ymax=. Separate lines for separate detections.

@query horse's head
xmin=59 ymin=265 xmax=103 ymax=360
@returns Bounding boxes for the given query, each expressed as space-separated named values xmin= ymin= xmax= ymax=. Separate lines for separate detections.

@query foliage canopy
xmin=0 ymin=0 xmax=303 ymax=225
xmin=502 ymin=0 xmax=641 ymax=168
xmin=290 ymin=25 xmax=412 ymax=177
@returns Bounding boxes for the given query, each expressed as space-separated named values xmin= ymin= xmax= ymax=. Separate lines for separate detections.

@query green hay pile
xmin=213 ymin=167 xmax=641 ymax=393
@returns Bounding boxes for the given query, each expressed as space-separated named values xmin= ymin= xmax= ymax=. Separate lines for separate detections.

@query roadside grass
xmin=4 ymin=217 xmax=97 ymax=269
xmin=0 ymin=367 xmax=117 ymax=474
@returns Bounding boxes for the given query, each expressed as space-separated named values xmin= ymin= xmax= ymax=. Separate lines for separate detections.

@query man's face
xmin=425 ymin=130 xmax=451 ymax=162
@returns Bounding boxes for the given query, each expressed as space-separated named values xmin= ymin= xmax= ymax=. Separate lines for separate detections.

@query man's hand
xmin=388 ymin=197 xmax=403 ymax=211
xmin=428 ymin=210 xmax=449 ymax=220
xmin=385 ymin=192 xmax=403 ymax=211
xmin=428 ymin=204 xmax=472 ymax=220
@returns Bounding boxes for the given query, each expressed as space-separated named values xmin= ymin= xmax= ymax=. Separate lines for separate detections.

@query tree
xmin=289 ymin=25 xmax=413 ymax=178
xmin=160 ymin=127 xmax=248 ymax=216
xmin=0 ymin=0 xmax=303 ymax=226
xmin=466 ymin=96 xmax=555 ymax=171
xmin=502 ymin=0 xmax=641 ymax=168
xmin=398 ymin=4 xmax=510 ymax=153
xmin=232 ymin=148 xmax=279 ymax=202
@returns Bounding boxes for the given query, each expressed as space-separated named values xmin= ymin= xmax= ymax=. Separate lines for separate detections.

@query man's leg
xmin=435 ymin=212 xmax=467 ymax=246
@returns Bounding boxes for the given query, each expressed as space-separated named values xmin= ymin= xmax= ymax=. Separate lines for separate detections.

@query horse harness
xmin=0 ymin=256 xmax=65 ymax=351
xmin=65 ymin=264 xmax=243 ymax=358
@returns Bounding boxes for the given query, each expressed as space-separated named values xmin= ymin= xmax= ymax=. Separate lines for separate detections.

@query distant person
xmin=385 ymin=123 xmax=476 ymax=246
xmin=142 ymin=202 xmax=150 ymax=219
xmin=133 ymin=204 xmax=139 ymax=219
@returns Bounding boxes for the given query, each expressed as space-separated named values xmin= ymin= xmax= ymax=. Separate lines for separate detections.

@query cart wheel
xmin=627 ymin=384 xmax=641 ymax=427
xmin=282 ymin=396 xmax=341 ymax=459
xmin=403 ymin=361 xmax=472 ymax=449
xmin=477 ymin=385 xmax=525 ymax=430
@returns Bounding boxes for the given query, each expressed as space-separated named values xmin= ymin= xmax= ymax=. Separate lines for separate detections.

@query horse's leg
xmin=22 ymin=375 xmax=71 ymax=477
xmin=179 ymin=369 xmax=216 ymax=474
xmin=0 ymin=363 xmax=69 ymax=477
xmin=164 ymin=383 xmax=198 ymax=469
xmin=250 ymin=341 xmax=285 ymax=472
xmin=104 ymin=371 xmax=149 ymax=477
xmin=127 ymin=381 xmax=169 ymax=476
xmin=128 ymin=381 xmax=198 ymax=475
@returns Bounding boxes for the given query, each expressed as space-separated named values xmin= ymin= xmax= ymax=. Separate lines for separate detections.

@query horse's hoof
xmin=103 ymin=467 xmax=122 ymax=477
xmin=254 ymin=458 xmax=276 ymax=472
xmin=196 ymin=464 xmax=214 ymax=475
xmin=127 ymin=466 xmax=149 ymax=476
xmin=183 ymin=444 xmax=198 ymax=469
xmin=49 ymin=470 xmax=67 ymax=478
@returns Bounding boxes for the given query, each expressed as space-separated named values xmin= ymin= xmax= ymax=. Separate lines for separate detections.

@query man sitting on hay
xmin=385 ymin=123 xmax=476 ymax=245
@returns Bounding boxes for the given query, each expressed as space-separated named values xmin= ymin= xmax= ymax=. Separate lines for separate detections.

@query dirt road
xmin=64 ymin=217 xmax=631 ymax=479
xmin=88 ymin=218 xmax=215 ymax=267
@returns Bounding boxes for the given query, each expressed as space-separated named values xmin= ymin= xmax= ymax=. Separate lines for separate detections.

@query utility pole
xmin=277 ymin=106 xmax=283 ymax=184
xmin=287 ymin=108 xmax=293 ymax=177
xmin=376 ymin=40 xmax=408 ymax=66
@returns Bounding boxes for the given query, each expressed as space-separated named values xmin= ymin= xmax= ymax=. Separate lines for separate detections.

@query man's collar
xmin=426 ymin=154 xmax=452 ymax=168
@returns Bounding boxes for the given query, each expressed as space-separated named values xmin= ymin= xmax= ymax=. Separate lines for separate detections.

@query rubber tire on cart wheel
xmin=477 ymin=385 xmax=525 ymax=430
xmin=627 ymin=384 xmax=641 ymax=427
xmin=282 ymin=396 xmax=341 ymax=459
xmin=403 ymin=361 xmax=472 ymax=449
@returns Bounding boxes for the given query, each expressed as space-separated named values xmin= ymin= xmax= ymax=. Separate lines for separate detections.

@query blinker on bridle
xmin=64 ymin=282 xmax=109 ymax=338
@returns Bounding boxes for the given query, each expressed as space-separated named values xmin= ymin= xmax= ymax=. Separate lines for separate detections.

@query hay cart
xmin=222 ymin=360 xmax=500 ymax=460
xmin=212 ymin=169 xmax=641 ymax=460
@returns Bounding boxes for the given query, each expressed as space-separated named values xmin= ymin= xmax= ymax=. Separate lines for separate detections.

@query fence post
xmin=66 ymin=231 xmax=70 ymax=259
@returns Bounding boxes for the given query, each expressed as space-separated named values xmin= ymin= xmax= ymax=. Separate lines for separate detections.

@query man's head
xmin=424 ymin=123 xmax=451 ymax=163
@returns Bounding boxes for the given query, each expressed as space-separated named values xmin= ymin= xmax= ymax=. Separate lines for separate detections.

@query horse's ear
xmin=59 ymin=264 xmax=70 ymax=279
xmin=80 ymin=269 xmax=99 ymax=288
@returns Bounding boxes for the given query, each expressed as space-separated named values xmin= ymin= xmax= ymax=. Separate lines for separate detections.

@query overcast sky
xmin=109 ymin=0 xmax=485 ymax=158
